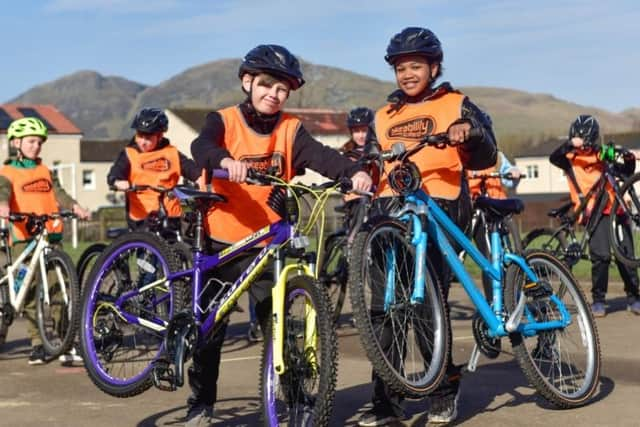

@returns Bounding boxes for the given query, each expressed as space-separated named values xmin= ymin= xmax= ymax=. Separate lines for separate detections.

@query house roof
xmin=80 ymin=139 xmax=127 ymax=162
xmin=515 ymin=131 xmax=640 ymax=159
xmin=170 ymin=107 xmax=349 ymax=136
xmin=0 ymin=104 xmax=82 ymax=135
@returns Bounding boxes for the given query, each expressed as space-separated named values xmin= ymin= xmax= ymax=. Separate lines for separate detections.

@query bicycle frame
xmin=393 ymin=190 xmax=571 ymax=339
xmin=0 ymin=219 xmax=67 ymax=313
xmin=104 ymin=194 xmax=318 ymax=376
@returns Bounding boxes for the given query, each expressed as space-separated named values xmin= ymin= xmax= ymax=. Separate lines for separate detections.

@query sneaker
xmin=428 ymin=389 xmax=460 ymax=424
xmin=357 ymin=406 xmax=399 ymax=426
xmin=247 ymin=322 xmax=263 ymax=342
xmin=628 ymin=299 xmax=640 ymax=315
xmin=184 ymin=406 xmax=213 ymax=427
xmin=28 ymin=345 xmax=46 ymax=365
xmin=59 ymin=347 xmax=83 ymax=365
xmin=591 ymin=302 xmax=606 ymax=318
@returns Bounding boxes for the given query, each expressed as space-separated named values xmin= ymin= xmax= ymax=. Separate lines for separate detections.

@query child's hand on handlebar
xmin=447 ymin=122 xmax=472 ymax=145
xmin=220 ymin=158 xmax=248 ymax=183
xmin=114 ymin=180 xmax=130 ymax=191
xmin=73 ymin=204 xmax=91 ymax=220
xmin=0 ymin=202 xmax=8 ymax=218
xmin=350 ymin=171 xmax=373 ymax=193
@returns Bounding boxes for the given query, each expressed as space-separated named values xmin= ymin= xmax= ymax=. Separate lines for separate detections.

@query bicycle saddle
xmin=547 ymin=202 xmax=572 ymax=218
xmin=474 ymin=196 xmax=524 ymax=217
xmin=172 ymin=187 xmax=227 ymax=204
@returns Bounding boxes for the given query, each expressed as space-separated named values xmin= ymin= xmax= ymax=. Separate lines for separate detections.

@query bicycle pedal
xmin=151 ymin=360 xmax=177 ymax=392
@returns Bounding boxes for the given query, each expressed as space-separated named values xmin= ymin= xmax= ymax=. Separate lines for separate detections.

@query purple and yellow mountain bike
xmin=79 ymin=170 xmax=343 ymax=426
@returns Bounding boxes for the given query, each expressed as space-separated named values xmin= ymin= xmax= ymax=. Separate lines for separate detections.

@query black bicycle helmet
xmin=569 ymin=114 xmax=600 ymax=146
xmin=238 ymin=44 xmax=305 ymax=90
xmin=131 ymin=108 xmax=169 ymax=133
xmin=347 ymin=107 xmax=375 ymax=128
xmin=385 ymin=27 xmax=443 ymax=65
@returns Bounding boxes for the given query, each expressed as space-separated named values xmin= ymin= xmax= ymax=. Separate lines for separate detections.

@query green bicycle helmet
xmin=7 ymin=117 xmax=48 ymax=141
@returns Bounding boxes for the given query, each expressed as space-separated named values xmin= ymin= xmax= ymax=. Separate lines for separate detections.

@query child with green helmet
xmin=0 ymin=116 xmax=90 ymax=365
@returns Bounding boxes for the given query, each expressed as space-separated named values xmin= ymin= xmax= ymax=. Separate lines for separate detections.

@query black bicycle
xmin=523 ymin=142 xmax=640 ymax=268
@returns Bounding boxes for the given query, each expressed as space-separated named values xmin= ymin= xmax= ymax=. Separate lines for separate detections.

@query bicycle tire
xmin=36 ymin=248 xmax=81 ymax=357
xmin=522 ymin=228 xmax=570 ymax=261
xmin=610 ymin=172 xmax=640 ymax=267
xmin=260 ymin=275 xmax=337 ymax=426
xmin=319 ymin=234 xmax=348 ymax=324
xmin=77 ymin=243 xmax=107 ymax=289
xmin=0 ymin=271 xmax=9 ymax=347
xmin=80 ymin=232 xmax=179 ymax=397
xmin=348 ymin=217 xmax=449 ymax=398
xmin=504 ymin=250 xmax=601 ymax=408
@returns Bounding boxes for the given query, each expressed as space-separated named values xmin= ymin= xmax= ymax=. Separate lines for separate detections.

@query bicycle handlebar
xmin=3 ymin=211 xmax=77 ymax=223
xmin=379 ymin=128 xmax=484 ymax=162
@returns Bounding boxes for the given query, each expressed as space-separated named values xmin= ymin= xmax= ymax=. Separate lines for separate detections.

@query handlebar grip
xmin=211 ymin=169 xmax=229 ymax=180
xmin=467 ymin=127 xmax=483 ymax=140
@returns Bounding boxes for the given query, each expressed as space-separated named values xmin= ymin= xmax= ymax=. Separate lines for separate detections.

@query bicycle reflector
xmin=388 ymin=162 xmax=421 ymax=195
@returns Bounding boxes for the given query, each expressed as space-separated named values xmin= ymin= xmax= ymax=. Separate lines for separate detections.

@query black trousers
xmin=187 ymin=240 xmax=273 ymax=409
xmin=589 ymin=214 xmax=640 ymax=303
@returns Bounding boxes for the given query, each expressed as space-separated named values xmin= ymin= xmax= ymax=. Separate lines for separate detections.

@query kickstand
xmin=466 ymin=344 xmax=481 ymax=373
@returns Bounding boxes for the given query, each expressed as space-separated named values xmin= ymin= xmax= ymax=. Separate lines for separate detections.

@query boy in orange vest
xmin=550 ymin=114 xmax=640 ymax=317
xmin=360 ymin=27 xmax=498 ymax=426
xmin=107 ymin=108 xmax=203 ymax=231
xmin=187 ymin=44 xmax=372 ymax=425
xmin=0 ymin=117 xmax=90 ymax=365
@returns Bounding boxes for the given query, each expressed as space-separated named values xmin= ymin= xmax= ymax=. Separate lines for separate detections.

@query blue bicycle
xmin=347 ymin=133 xmax=601 ymax=408
xmin=79 ymin=170 xmax=342 ymax=426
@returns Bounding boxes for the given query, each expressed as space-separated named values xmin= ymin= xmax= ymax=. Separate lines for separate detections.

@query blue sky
xmin=2 ymin=0 xmax=638 ymax=112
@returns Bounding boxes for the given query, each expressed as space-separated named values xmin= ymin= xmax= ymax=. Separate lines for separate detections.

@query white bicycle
xmin=0 ymin=212 xmax=80 ymax=358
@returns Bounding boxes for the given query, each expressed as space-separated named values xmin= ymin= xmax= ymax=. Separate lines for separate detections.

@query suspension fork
xmin=271 ymin=249 xmax=315 ymax=375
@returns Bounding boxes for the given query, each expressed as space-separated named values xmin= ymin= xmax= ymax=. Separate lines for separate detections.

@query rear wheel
xmin=260 ymin=275 xmax=337 ymax=426
xmin=37 ymin=249 xmax=81 ymax=357
xmin=77 ymin=243 xmax=107 ymax=289
xmin=80 ymin=232 xmax=179 ymax=397
xmin=505 ymin=251 xmax=600 ymax=408
xmin=610 ymin=172 xmax=640 ymax=267
xmin=348 ymin=217 xmax=449 ymax=398
xmin=522 ymin=228 xmax=577 ymax=266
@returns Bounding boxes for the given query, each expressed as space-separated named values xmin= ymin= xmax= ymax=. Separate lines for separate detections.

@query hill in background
xmin=8 ymin=59 xmax=640 ymax=157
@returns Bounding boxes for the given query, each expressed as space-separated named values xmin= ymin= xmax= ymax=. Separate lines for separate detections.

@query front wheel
xmin=0 ymin=276 xmax=10 ymax=347
xmin=610 ymin=172 xmax=640 ymax=267
xmin=504 ymin=251 xmax=601 ymax=408
xmin=348 ymin=217 xmax=449 ymax=398
xmin=80 ymin=232 xmax=179 ymax=397
xmin=36 ymin=249 xmax=81 ymax=357
xmin=260 ymin=275 xmax=337 ymax=426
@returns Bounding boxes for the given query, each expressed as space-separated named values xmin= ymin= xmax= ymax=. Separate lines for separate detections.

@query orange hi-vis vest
xmin=467 ymin=165 xmax=507 ymax=199
xmin=126 ymin=145 xmax=182 ymax=221
xmin=206 ymin=106 xmax=299 ymax=243
xmin=376 ymin=92 xmax=465 ymax=200
xmin=0 ymin=163 xmax=62 ymax=242
xmin=565 ymin=151 xmax=614 ymax=215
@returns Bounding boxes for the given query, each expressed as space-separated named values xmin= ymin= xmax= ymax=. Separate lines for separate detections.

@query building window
xmin=526 ymin=165 xmax=539 ymax=179
xmin=52 ymin=161 xmax=61 ymax=182
xmin=82 ymin=169 xmax=95 ymax=190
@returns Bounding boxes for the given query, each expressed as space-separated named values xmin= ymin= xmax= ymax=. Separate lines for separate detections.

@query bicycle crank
xmin=471 ymin=313 xmax=501 ymax=360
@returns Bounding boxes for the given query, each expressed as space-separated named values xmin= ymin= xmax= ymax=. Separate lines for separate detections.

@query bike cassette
xmin=523 ymin=279 xmax=553 ymax=300
xmin=472 ymin=313 xmax=501 ymax=359
xmin=564 ymin=242 xmax=582 ymax=267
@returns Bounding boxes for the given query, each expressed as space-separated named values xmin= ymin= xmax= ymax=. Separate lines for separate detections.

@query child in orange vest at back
xmin=107 ymin=108 xmax=204 ymax=232
xmin=550 ymin=114 xmax=640 ymax=318
xmin=0 ymin=117 xmax=90 ymax=366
